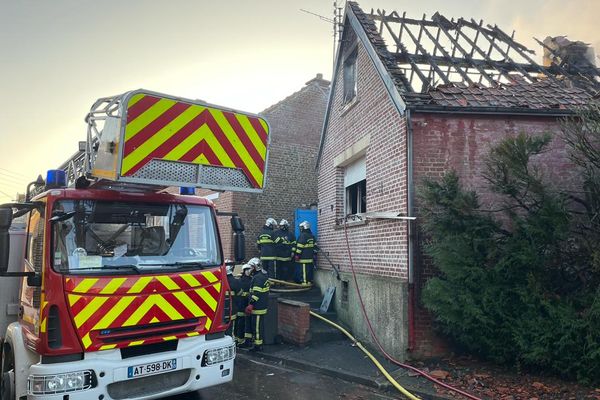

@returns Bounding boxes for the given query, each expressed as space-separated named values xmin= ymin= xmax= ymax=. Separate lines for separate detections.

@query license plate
xmin=127 ymin=358 xmax=177 ymax=378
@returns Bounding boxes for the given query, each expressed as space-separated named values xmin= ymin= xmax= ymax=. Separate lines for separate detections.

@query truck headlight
xmin=28 ymin=370 xmax=94 ymax=395
xmin=202 ymin=344 xmax=236 ymax=366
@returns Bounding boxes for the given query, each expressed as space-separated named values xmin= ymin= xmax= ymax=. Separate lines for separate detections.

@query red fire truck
xmin=0 ymin=89 xmax=270 ymax=399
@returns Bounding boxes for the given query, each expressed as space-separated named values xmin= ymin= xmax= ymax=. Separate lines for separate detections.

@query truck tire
xmin=0 ymin=343 xmax=15 ymax=400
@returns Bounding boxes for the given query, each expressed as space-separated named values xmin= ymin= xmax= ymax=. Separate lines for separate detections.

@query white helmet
xmin=248 ymin=257 xmax=262 ymax=270
xmin=241 ymin=263 xmax=253 ymax=271
xmin=226 ymin=264 xmax=234 ymax=275
xmin=279 ymin=219 xmax=289 ymax=228
xmin=265 ymin=218 xmax=277 ymax=228
xmin=299 ymin=220 xmax=311 ymax=230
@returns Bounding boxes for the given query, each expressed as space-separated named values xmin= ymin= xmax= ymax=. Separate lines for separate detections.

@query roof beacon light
xmin=180 ymin=187 xmax=195 ymax=195
xmin=45 ymin=169 xmax=67 ymax=189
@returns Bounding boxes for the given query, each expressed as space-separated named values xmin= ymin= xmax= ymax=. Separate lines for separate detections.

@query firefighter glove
xmin=245 ymin=304 xmax=254 ymax=315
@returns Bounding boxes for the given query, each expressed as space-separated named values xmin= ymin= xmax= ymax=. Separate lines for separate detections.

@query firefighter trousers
xmin=276 ymin=259 xmax=293 ymax=281
xmin=250 ymin=310 xmax=267 ymax=346
xmin=234 ymin=312 xmax=247 ymax=344
xmin=294 ymin=262 xmax=314 ymax=285
xmin=261 ymin=259 xmax=275 ymax=278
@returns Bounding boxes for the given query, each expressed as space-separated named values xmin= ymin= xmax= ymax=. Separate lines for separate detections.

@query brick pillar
xmin=277 ymin=299 xmax=311 ymax=346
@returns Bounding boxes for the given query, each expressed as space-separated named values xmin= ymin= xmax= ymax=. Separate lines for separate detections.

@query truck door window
xmin=52 ymin=200 xmax=221 ymax=274
xmin=25 ymin=209 xmax=44 ymax=308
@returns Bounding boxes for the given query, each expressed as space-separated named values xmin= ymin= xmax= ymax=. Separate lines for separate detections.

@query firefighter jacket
xmin=236 ymin=274 xmax=252 ymax=316
xmin=226 ymin=274 xmax=242 ymax=318
xmin=248 ymin=270 xmax=270 ymax=314
xmin=295 ymin=229 xmax=316 ymax=264
xmin=274 ymin=228 xmax=296 ymax=262
xmin=257 ymin=226 xmax=276 ymax=261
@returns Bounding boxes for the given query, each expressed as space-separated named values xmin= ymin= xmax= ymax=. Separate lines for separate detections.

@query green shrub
xmin=420 ymin=107 xmax=600 ymax=382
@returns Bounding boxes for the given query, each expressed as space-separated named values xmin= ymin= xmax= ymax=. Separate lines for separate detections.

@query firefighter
xmin=257 ymin=217 xmax=277 ymax=278
xmin=244 ymin=257 xmax=270 ymax=351
xmin=235 ymin=263 xmax=253 ymax=346
xmin=294 ymin=221 xmax=316 ymax=285
xmin=275 ymin=219 xmax=296 ymax=281
xmin=225 ymin=261 xmax=241 ymax=337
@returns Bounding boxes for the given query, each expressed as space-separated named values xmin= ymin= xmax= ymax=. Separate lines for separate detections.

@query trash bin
xmin=263 ymin=292 xmax=280 ymax=345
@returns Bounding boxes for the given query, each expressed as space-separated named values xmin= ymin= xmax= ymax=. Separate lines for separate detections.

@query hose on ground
xmin=342 ymin=225 xmax=482 ymax=400
xmin=310 ymin=310 xmax=421 ymax=400
xmin=268 ymin=278 xmax=312 ymax=288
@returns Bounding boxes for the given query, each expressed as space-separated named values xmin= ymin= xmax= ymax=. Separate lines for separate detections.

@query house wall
xmin=204 ymin=76 xmax=329 ymax=260
xmin=410 ymin=113 xmax=578 ymax=356
xmin=316 ymin=38 xmax=410 ymax=360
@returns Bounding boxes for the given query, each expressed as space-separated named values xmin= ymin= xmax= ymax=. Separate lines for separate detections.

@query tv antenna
xmin=300 ymin=1 xmax=344 ymax=68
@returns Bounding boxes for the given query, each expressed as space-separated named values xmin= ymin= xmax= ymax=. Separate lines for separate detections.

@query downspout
xmin=406 ymin=109 xmax=415 ymax=353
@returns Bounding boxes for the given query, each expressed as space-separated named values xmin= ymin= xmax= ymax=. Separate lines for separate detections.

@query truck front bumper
xmin=26 ymin=335 xmax=235 ymax=400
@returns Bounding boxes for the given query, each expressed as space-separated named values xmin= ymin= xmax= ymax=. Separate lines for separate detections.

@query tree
xmin=420 ymin=106 xmax=600 ymax=382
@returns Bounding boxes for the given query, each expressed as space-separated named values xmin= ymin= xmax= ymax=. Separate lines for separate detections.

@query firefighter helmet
xmin=248 ymin=257 xmax=261 ymax=270
xmin=279 ymin=219 xmax=289 ymax=228
xmin=265 ymin=218 xmax=277 ymax=228
xmin=299 ymin=220 xmax=311 ymax=230
xmin=226 ymin=264 xmax=234 ymax=275
xmin=241 ymin=263 xmax=253 ymax=271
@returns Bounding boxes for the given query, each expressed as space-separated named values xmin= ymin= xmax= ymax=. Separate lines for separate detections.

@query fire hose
xmin=309 ymin=310 xmax=421 ymax=399
xmin=342 ymin=225 xmax=483 ymax=400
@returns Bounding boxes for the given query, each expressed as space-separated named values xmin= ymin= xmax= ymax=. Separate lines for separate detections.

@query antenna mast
xmin=300 ymin=1 xmax=345 ymax=68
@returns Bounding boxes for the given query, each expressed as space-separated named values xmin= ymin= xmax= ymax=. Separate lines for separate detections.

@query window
xmin=51 ymin=200 xmax=221 ymax=274
xmin=25 ymin=208 xmax=44 ymax=308
xmin=343 ymin=48 xmax=358 ymax=103
xmin=344 ymin=156 xmax=366 ymax=215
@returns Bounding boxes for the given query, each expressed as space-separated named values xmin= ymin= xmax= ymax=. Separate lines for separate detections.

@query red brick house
xmin=204 ymin=74 xmax=329 ymax=259
xmin=316 ymin=2 xmax=599 ymax=359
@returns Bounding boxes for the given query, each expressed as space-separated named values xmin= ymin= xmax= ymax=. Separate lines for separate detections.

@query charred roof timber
xmin=349 ymin=2 xmax=600 ymax=108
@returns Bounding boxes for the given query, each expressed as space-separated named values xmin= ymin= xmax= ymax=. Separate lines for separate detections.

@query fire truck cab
xmin=0 ymin=89 xmax=270 ymax=400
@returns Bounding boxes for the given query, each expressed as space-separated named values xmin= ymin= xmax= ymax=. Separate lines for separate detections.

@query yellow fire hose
xmin=268 ymin=278 xmax=313 ymax=292
xmin=309 ymin=311 xmax=421 ymax=400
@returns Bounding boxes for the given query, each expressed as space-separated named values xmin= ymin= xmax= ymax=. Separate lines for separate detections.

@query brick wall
xmin=317 ymin=39 xmax=409 ymax=281
xmin=277 ymin=299 xmax=311 ymax=346
xmin=204 ymin=75 xmax=329 ymax=260
xmin=410 ymin=113 xmax=579 ymax=356
xmin=316 ymin=34 xmax=410 ymax=360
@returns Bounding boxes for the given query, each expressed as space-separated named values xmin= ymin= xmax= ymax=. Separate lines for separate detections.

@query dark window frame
xmin=343 ymin=48 xmax=358 ymax=104
xmin=345 ymin=179 xmax=366 ymax=215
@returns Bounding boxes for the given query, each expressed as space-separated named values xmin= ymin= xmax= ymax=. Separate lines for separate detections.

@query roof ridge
xmin=260 ymin=76 xmax=330 ymax=114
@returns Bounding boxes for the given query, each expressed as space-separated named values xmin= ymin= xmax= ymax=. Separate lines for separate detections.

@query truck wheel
xmin=0 ymin=345 xmax=15 ymax=400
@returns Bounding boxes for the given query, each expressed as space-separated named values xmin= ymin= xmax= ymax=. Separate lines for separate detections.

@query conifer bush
xmin=420 ymin=106 xmax=600 ymax=383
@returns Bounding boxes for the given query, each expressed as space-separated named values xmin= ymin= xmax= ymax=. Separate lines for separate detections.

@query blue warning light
xmin=45 ymin=169 xmax=67 ymax=189
xmin=180 ymin=187 xmax=196 ymax=195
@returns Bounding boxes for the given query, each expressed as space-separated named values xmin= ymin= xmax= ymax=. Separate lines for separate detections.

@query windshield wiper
xmin=99 ymin=265 xmax=142 ymax=274
xmin=138 ymin=261 xmax=214 ymax=270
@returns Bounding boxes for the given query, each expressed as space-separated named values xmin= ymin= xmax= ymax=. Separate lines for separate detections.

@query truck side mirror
xmin=0 ymin=207 xmax=13 ymax=274
xmin=231 ymin=216 xmax=245 ymax=262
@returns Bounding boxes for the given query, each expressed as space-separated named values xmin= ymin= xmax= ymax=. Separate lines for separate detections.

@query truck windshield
xmin=51 ymin=200 xmax=221 ymax=274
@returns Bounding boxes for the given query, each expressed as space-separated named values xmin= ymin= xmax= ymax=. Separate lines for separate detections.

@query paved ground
xmin=164 ymin=355 xmax=398 ymax=400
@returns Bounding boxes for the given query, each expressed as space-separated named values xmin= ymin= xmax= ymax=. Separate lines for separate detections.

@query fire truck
xmin=0 ymin=89 xmax=270 ymax=399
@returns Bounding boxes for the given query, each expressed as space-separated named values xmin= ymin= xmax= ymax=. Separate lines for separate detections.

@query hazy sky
xmin=1 ymin=0 xmax=599 ymax=202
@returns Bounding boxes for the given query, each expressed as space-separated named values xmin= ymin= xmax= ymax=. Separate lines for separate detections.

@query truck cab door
xmin=20 ymin=207 xmax=44 ymax=340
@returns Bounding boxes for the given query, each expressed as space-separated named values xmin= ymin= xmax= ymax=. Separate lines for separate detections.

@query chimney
xmin=543 ymin=36 xmax=596 ymax=70
xmin=305 ymin=73 xmax=330 ymax=87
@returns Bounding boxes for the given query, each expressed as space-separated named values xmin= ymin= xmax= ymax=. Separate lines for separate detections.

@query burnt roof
xmin=347 ymin=1 xmax=600 ymax=109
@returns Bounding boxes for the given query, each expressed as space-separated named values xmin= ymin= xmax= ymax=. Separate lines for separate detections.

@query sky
xmin=1 ymin=0 xmax=599 ymax=203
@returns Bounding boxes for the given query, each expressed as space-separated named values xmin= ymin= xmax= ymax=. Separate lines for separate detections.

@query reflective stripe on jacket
xmin=295 ymin=229 xmax=316 ymax=264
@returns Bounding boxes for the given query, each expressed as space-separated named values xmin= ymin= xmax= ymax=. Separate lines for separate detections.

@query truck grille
xmin=107 ymin=369 xmax=190 ymax=399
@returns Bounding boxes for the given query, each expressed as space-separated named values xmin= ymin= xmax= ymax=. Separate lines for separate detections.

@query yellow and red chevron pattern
xmin=64 ymin=270 xmax=222 ymax=352
xmin=121 ymin=93 xmax=269 ymax=189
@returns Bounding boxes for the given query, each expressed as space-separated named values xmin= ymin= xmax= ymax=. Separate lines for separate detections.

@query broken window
xmin=344 ymin=156 xmax=366 ymax=215
xmin=343 ymin=48 xmax=358 ymax=104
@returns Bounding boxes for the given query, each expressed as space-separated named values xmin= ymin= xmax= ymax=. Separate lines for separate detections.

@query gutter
xmin=406 ymin=109 xmax=416 ymax=353
xmin=408 ymin=105 xmax=575 ymax=117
